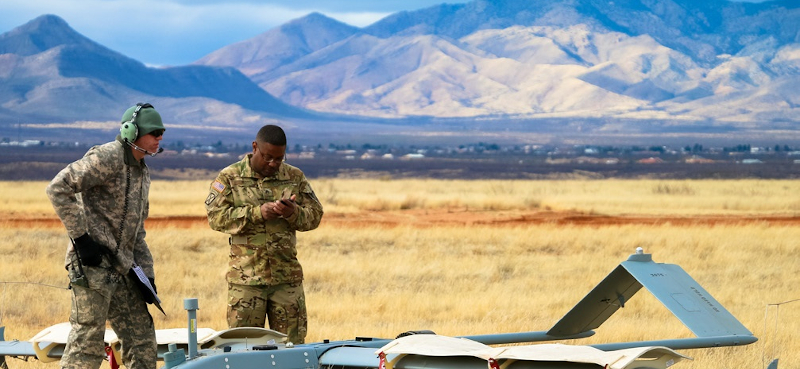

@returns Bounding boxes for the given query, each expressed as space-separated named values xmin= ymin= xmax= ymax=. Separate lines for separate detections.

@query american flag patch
xmin=212 ymin=181 xmax=226 ymax=193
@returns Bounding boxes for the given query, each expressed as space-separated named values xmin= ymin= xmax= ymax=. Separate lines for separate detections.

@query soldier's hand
xmin=275 ymin=194 xmax=297 ymax=218
xmin=139 ymin=278 xmax=158 ymax=304
xmin=73 ymin=234 xmax=104 ymax=266
xmin=261 ymin=202 xmax=282 ymax=220
xmin=129 ymin=269 xmax=157 ymax=304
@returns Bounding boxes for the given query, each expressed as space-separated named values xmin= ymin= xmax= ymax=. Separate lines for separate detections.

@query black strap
xmin=113 ymin=165 xmax=131 ymax=256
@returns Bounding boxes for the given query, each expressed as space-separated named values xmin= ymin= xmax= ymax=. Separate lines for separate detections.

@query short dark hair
xmin=256 ymin=125 xmax=287 ymax=146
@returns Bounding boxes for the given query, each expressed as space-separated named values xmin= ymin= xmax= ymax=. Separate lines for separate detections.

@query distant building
xmin=637 ymin=157 xmax=664 ymax=164
xmin=288 ymin=152 xmax=315 ymax=159
xmin=574 ymin=156 xmax=604 ymax=164
xmin=545 ymin=158 xmax=571 ymax=164
xmin=685 ymin=155 xmax=715 ymax=164
xmin=741 ymin=159 xmax=763 ymax=164
xmin=0 ymin=140 xmax=42 ymax=147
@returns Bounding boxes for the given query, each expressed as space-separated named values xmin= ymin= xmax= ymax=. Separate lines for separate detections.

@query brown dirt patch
xmin=2 ymin=210 xmax=800 ymax=229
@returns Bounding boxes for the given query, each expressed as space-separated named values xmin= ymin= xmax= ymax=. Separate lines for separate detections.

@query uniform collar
xmin=116 ymin=135 xmax=144 ymax=167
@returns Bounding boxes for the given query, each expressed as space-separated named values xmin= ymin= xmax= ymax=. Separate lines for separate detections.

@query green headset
xmin=120 ymin=103 xmax=154 ymax=142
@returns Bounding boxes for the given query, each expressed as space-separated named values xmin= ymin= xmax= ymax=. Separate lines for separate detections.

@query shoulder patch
xmin=205 ymin=192 xmax=217 ymax=205
xmin=212 ymin=180 xmax=226 ymax=193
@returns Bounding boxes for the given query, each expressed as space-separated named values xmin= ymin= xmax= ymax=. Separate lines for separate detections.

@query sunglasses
xmin=148 ymin=129 xmax=165 ymax=138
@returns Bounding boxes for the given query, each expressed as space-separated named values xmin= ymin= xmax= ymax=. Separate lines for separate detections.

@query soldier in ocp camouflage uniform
xmin=205 ymin=125 xmax=323 ymax=344
xmin=46 ymin=103 xmax=165 ymax=369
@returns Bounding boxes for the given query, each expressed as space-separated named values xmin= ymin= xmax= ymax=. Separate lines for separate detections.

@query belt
xmin=230 ymin=235 xmax=249 ymax=244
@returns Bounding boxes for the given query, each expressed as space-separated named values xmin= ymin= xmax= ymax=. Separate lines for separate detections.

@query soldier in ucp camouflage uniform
xmin=205 ymin=124 xmax=323 ymax=344
xmin=46 ymin=103 xmax=166 ymax=369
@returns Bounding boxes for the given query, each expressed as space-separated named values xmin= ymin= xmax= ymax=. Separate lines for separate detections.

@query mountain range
xmin=195 ymin=0 xmax=800 ymax=124
xmin=2 ymin=0 xmax=800 ymax=145
xmin=0 ymin=15 xmax=314 ymax=142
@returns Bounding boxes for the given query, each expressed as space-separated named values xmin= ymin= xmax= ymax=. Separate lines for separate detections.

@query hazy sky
xmin=1 ymin=0 xmax=770 ymax=67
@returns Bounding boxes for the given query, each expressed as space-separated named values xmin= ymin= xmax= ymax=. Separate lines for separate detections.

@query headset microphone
xmin=128 ymin=143 xmax=164 ymax=157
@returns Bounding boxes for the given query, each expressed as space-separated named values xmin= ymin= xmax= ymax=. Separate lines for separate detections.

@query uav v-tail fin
xmin=547 ymin=250 xmax=753 ymax=342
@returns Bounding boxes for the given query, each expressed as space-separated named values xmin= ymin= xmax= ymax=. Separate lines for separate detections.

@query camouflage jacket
xmin=46 ymin=137 xmax=155 ymax=277
xmin=205 ymin=154 xmax=323 ymax=286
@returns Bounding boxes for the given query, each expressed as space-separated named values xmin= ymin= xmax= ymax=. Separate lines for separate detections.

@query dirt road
xmin=3 ymin=209 xmax=800 ymax=229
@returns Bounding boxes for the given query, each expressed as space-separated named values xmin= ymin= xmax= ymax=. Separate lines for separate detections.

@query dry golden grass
xmin=309 ymin=178 xmax=800 ymax=215
xmin=5 ymin=179 xmax=800 ymax=217
xmin=0 ymin=179 xmax=798 ymax=369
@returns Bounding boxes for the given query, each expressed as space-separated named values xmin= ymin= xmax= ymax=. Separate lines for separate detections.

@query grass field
xmin=1 ymin=179 xmax=798 ymax=369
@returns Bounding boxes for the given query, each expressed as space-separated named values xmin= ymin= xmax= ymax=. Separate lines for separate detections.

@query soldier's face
xmin=132 ymin=129 xmax=164 ymax=159
xmin=252 ymin=141 xmax=285 ymax=177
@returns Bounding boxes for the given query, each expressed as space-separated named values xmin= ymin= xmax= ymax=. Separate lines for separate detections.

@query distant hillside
xmin=194 ymin=0 xmax=800 ymax=125
xmin=196 ymin=12 xmax=361 ymax=77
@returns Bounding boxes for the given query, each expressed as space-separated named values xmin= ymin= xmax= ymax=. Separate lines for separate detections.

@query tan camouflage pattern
xmin=205 ymin=154 xmax=323 ymax=286
xmin=227 ymin=282 xmax=307 ymax=344
xmin=62 ymin=255 xmax=156 ymax=369
xmin=46 ymin=137 xmax=156 ymax=278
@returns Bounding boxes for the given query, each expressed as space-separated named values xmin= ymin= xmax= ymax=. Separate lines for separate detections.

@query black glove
xmin=73 ymin=234 xmax=104 ymax=266
xmin=141 ymin=278 xmax=158 ymax=304
xmin=129 ymin=269 xmax=157 ymax=304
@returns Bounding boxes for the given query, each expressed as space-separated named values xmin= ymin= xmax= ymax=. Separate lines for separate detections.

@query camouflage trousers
xmin=227 ymin=282 xmax=307 ymax=344
xmin=62 ymin=259 xmax=156 ymax=369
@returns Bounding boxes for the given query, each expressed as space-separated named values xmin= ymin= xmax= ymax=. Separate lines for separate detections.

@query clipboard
xmin=131 ymin=264 xmax=166 ymax=315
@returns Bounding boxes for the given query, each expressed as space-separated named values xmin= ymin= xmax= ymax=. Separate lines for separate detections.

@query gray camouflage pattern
xmin=46 ymin=137 xmax=155 ymax=277
xmin=62 ymin=257 xmax=156 ymax=369
xmin=205 ymin=154 xmax=323 ymax=286
xmin=47 ymin=137 xmax=158 ymax=369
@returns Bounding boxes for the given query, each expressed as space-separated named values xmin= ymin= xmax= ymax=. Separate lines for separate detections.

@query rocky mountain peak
xmin=0 ymin=14 xmax=103 ymax=56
